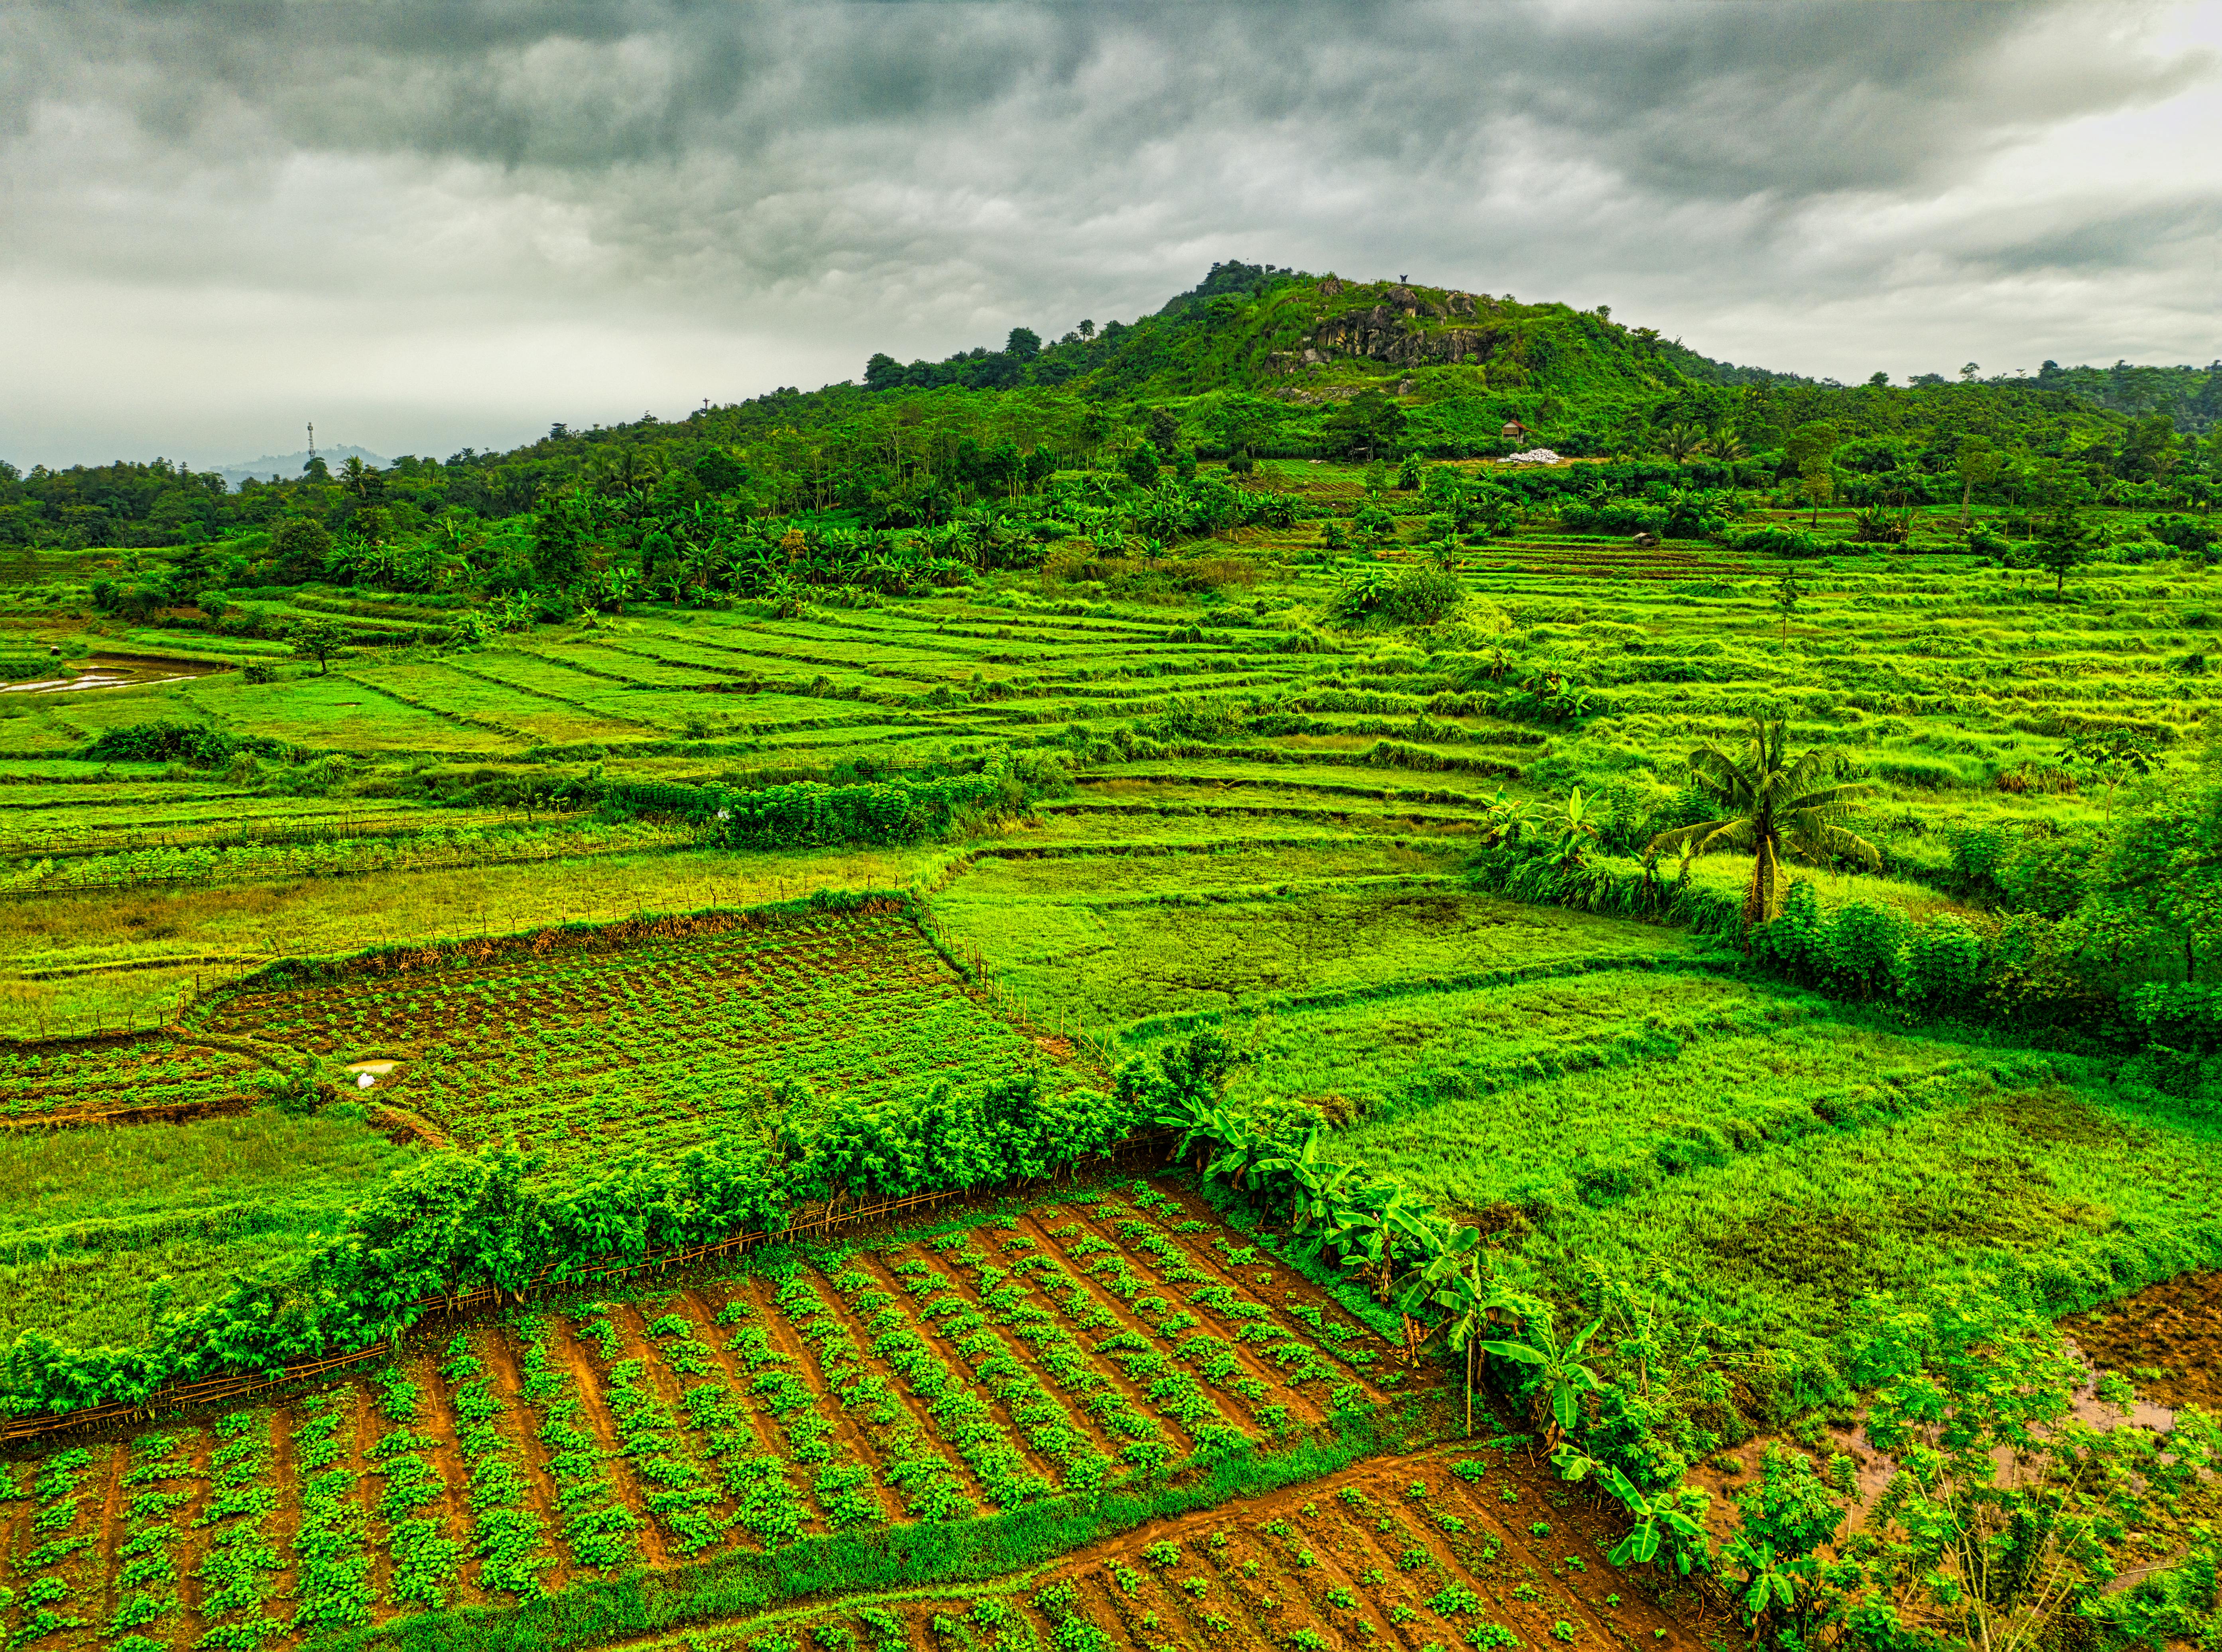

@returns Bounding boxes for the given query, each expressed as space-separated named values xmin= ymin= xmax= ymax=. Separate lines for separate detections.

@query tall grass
xmin=1538 ymin=1076 xmax=2222 ymax=1415
xmin=0 ymin=1108 xmax=410 ymax=1247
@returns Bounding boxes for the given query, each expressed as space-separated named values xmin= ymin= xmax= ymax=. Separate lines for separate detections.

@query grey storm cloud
xmin=3 ymin=0 xmax=2218 ymax=467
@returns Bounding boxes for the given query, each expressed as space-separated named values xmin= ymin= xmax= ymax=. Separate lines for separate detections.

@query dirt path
xmin=730 ymin=1271 xmax=903 ymax=1528
xmin=674 ymin=1286 xmax=825 ymax=1540
xmin=93 ymin=1431 xmax=129 ymax=1637
xmin=171 ymin=1427 xmax=217 ymax=1650
xmin=801 ymin=1259 xmax=992 ymax=1512
xmin=343 ymin=1382 xmax=401 ymax=1628
xmin=0 ymin=1475 xmax=23 ymax=1591
xmin=611 ymin=1302 xmax=741 ymax=1553
xmin=265 ymin=1402 xmax=305 ymax=1626
xmin=408 ymin=1353 xmax=489 ymax=1607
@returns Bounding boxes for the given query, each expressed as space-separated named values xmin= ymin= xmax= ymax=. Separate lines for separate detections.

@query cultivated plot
xmin=0 ymin=1181 xmax=1406 ymax=1649
xmin=185 ymin=906 xmax=1073 ymax=1160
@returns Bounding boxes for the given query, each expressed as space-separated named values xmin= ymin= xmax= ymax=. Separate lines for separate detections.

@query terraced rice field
xmin=7 ymin=469 xmax=2196 ymax=1044
xmin=0 ymin=1181 xmax=1419 ymax=1651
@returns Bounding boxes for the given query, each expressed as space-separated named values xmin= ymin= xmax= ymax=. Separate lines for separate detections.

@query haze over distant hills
xmin=211 ymin=445 xmax=392 ymax=492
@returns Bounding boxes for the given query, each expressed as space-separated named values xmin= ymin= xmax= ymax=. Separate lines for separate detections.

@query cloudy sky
xmin=5 ymin=0 xmax=2219 ymax=471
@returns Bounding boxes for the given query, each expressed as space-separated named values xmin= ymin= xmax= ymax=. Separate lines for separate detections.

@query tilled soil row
xmin=0 ymin=1181 xmax=1413 ymax=1650
xmin=620 ymin=1441 xmax=1709 ymax=1652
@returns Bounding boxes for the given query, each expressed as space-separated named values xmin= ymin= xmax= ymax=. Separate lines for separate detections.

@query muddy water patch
xmin=0 ymin=654 xmax=231 ymax=694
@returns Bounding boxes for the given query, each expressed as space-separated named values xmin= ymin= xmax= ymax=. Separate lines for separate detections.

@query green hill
xmin=0 ymin=261 xmax=2208 ymax=561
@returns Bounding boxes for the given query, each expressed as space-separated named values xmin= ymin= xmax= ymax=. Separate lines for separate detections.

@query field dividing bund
xmin=0 ymin=1181 xmax=1448 ymax=1652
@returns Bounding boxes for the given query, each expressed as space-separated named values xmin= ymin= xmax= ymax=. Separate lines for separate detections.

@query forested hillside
xmin=2036 ymin=357 xmax=2222 ymax=433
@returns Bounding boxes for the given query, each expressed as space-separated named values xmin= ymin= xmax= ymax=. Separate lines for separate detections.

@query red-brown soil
xmin=2063 ymin=1270 xmax=2222 ymax=1412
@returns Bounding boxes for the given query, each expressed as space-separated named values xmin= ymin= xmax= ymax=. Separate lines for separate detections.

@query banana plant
xmin=1151 ymin=1093 xmax=1243 ymax=1175
xmin=1554 ymin=1449 xmax=1710 ymax=1574
xmin=1197 ymin=1111 xmax=1264 ymax=1187
xmin=1329 ymin=1179 xmax=1447 ymax=1309
xmin=1480 ymin=786 xmax=1532 ymax=845
xmin=1277 ymin=1131 xmax=1363 ymax=1233
xmin=1244 ymin=1123 xmax=1318 ymax=1196
xmin=1392 ymin=1229 xmax=1530 ymax=1430
xmin=1545 ymin=788 xmax=1602 ymax=870
xmin=1479 ymin=1314 xmax=1604 ymax=1443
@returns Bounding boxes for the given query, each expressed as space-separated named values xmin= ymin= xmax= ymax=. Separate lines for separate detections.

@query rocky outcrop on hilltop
xmin=1269 ymin=285 xmax=1502 ymax=373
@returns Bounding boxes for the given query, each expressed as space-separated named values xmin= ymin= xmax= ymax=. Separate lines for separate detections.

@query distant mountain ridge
xmin=213 ymin=445 xmax=391 ymax=492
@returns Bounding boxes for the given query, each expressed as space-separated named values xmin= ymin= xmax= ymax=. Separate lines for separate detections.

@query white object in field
xmin=1502 ymin=448 xmax=1563 ymax=466
xmin=358 ymin=1072 xmax=375 ymax=1089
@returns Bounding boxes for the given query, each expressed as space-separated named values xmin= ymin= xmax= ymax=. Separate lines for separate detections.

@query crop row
xmin=195 ymin=912 xmax=941 ymax=1043
xmin=0 ymin=819 xmax=694 ymax=895
xmin=392 ymin=991 xmax=1055 ymax=1156
xmin=0 ymin=1038 xmax=257 ymax=1120
xmin=644 ymin=1445 xmax=1676 ymax=1652
xmin=0 ymin=1186 xmax=1395 ymax=1648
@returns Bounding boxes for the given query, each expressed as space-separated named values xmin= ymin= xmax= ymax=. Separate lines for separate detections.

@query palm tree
xmin=1643 ymin=717 xmax=1881 ymax=928
xmin=1697 ymin=427 xmax=1750 ymax=464
xmin=1654 ymin=423 xmax=1705 ymax=463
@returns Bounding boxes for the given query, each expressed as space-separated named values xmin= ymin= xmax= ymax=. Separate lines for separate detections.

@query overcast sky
xmin=6 ymin=0 xmax=2219 ymax=472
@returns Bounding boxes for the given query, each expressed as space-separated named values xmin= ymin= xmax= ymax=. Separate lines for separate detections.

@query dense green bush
xmin=1722 ymin=524 xmax=1834 ymax=558
xmin=79 ymin=720 xmax=299 ymax=768
xmin=598 ymin=750 xmax=1068 ymax=848
xmin=1557 ymin=500 xmax=1664 ymax=537
xmin=1379 ymin=568 xmax=1463 ymax=626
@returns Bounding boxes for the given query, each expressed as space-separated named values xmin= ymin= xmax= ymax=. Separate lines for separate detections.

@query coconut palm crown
xmin=1644 ymin=716 xmax=1880 ymax=927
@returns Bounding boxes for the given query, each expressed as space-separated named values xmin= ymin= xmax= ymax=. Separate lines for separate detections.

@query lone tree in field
xmin=1772 ymin=571 xmax=1805 ymax=642
xmin=1645 ymin=716 xmax=1880 ymax=928
xmin=287 ymin=618 xmax=348 ymax=675
xmin=2031 ymin=509 xmax=2090 ymax=598
xmin=1787 ymin=422 xmax=1836 ymax=529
